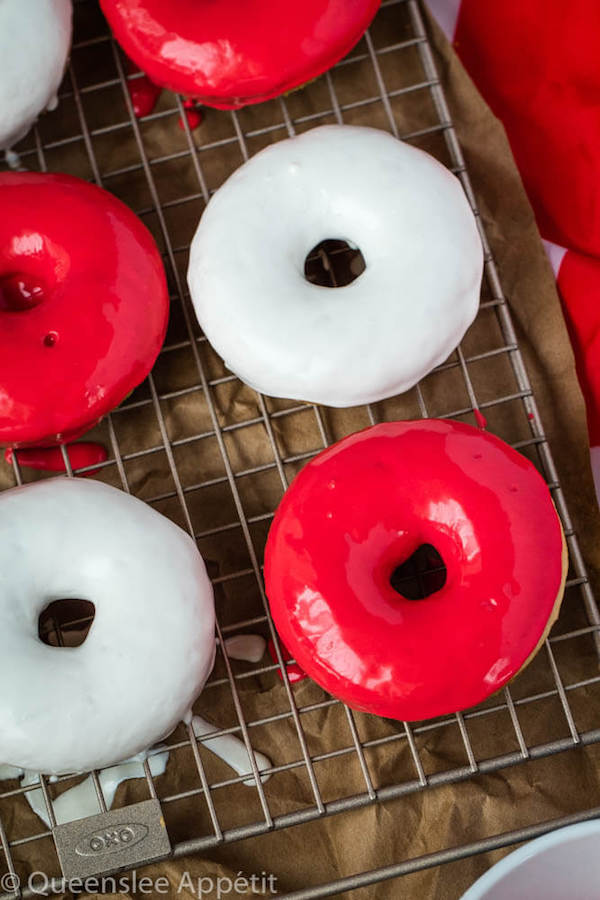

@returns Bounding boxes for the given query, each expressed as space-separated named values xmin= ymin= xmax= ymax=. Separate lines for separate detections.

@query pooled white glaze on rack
xmin=22 ymin=750 xmax=168 ymax=828
xmin=0 ymin=0 xmax=72 ymax=155
xmin=0 ymin=478 xmax=216 ymax=775
xmin=191 ymin=716 xmax=271 ymax=785
xmin=224 ymin=634 xmax=266 ymax=663
xmin=187 ymin=125 xmax=484 ymax=407
xmin=2 ymin=711 xmax=272 ymax=827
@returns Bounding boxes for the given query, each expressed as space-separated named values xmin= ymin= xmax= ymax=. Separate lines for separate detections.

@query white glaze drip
xmin=224 ymin=634 xmax=266 ymax=663
xmin=192 ymin=715 xmax=271 ymax=785
xmin=1 ymin=708 xmax=271 ymax=828
xmin=22 ymin=749 xmax=168 ymax=828
xmin=4 ymin=149 xmax=20 ymax=170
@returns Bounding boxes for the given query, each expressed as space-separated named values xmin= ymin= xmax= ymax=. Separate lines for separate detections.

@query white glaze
xmin=0 ymin=478 xmax=216 ymax=775
xmin=224 ymin=634 xmax=266 ymax=663
xmin=191 ymin=716 xmax=271 ymax=785
xmin=1 ymin=713 xmax=271 ymax=827
xmin=0 ymin=0 xmax=72 ymax=153
xmin=0 ymin=764 xmax=24 ymax=780
xmin=22 ymin=750 xmax=168 ymax=828
xmin=188 ymin=125 xmax=483 ymax=407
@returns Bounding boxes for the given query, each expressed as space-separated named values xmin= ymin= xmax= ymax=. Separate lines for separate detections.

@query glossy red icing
xmin=5 ymin=443 xmax=108 ymax=477
xmin=0 ymin=172 xmax=169 ymax=448
xmin=99 ymin=0 xmax=381 ymax=109
xmin=264 ymin=420 xmax=566 ymax=721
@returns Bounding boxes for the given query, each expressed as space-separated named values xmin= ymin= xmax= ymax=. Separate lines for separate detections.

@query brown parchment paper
xmin=2 ymin=3 xmax=600 ymax=899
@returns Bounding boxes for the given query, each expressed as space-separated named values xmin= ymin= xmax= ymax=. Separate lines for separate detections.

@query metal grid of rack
xmin=2 ymin=0 xmax=600 ymax=896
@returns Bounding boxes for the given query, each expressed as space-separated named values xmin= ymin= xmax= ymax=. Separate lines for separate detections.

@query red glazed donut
xmin=265 ymin=420 xmax=567 ymax=721
xmin=99 ymin=0 xmax=381 ymax=109
xmin=0 ymin=172 xmax=168 ymax=448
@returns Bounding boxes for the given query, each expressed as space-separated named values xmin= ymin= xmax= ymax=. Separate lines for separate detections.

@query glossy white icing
xmin=224 ymin=634 xmax=266 ymax=663
xmin=0 ymin=478 xmax=216 ymax=775
xmin=0 ymin=0 xmax=72 ymax=153
xmin=188 ymin=125 xmax=483 ymax=407
xmin=22 ymin=750 xmax=168 ymax=828
xmin=191 ymin=716 xmax=271 ymax=785
xmin=0 ymin=764 xmax=24 ymax=780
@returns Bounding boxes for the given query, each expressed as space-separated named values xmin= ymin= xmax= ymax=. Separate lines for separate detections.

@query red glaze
xmin=267 ymin=638 xmax=307 ymax=684
xmin=264 ymin=420 xmax=566 ymax=721
xmin=5 ymin=443 xmax=108 ymax=477
xmin=99 ymin=0 xmax=381 ymax=109
xmin=473 ymin=409 xmax=487 ymax=430
xmin=0 ymin=172 xmax=169 ymax=448
xmin=178 ymin=99 xmax=203 ymax=131
xmin=126 ymin=65 xmax=162 ymax=117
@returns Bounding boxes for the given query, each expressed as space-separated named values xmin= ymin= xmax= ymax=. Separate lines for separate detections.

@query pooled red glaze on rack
xmin=265 ymin=420 xmax=566 ymax=721
xmin=267 ymin=638 xmax=307 ymax=684
xmin=100 ymin=0 xmax=381 ymax=109
xmin=125 ymin=61 xmax=203 ymax=130
xmin=179 ymin=99 xmax=203 ymax=131
xmin=5 ymin=443 xmax=108 ymax=476
xmin=126 ymin=60 xmax=162 ymax=117
xmin=0 ymin=172 xmax=169 ymax=448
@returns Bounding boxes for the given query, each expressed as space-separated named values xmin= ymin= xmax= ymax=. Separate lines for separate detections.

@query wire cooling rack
xmin=2 ymin=1 xmax=600 ymax=897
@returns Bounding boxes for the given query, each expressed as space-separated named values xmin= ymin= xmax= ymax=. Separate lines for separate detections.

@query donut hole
xmin=390 ymin=544 xmax=446 ymax=600
xmin=304 ymin=239 xmax=366 ymax=288
xmin=38 ymin=598 xmax=95 ymax=647
xmin=0 ymin=271 xmax=47 ymax=312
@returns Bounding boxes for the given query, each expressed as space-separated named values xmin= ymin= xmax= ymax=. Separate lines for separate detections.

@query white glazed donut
xmin=0 ymin=478 xmax=215 ymax=775
xmin=187 ymin=125 xmax=483 ymax=407
xmin=0 ymin=0 xmax=72 ymax=158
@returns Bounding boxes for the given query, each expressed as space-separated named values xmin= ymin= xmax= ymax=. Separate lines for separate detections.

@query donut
xmin=0 ymin=0 xmax=72 ymax=161
xmin=0 ymin=172 xmax=169 ymax=448
xmin=0 ymin=477 xmax=215 ymax=775
xmin=99 ymin=0 xmax=381 ymax=109
xmin=187 ymin=125 xmax=483 ymax=407
xmin=264 ymin=420 xmax=567 ymax=720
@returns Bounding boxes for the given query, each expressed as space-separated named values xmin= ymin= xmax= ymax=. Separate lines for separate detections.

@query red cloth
xmin=428 ymin=0 xmax=600 ymax=485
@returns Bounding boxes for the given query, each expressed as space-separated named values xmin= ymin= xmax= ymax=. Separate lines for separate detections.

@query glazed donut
xmin=0 ymin=478 xmax=215 ymax=775
xmin=265 ymin=420 xmax=567 ymax=720
xmin=188 ymin=126 xmax=483 ymax=407
xmin=0 ymin=172 xmax=168 ymax=448
xmin=99 ymin=0 xmax=380 ymax=109
xmin=1 ymin=0 xmax=72 ymax=159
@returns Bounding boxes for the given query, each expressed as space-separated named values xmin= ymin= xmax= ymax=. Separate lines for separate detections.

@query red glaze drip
xmin=0 ymin=172 xmax=169 ymax=448
xmin=474 ymin=408 xmax=487 ymax=429
xmin=100 ymin=0 xmax=381 ymax=109
xmin=5 ymin=443 xmax=108 ymax=477
xmin=264 ymin=420 xmax=566 ymax=721
xmin=126 ymin=58 xmax=162 ymax=117
xmin=267 ymin=639 xmax=306 ymax=684
xmin=178 ymin=99 xmax=203 ymax=131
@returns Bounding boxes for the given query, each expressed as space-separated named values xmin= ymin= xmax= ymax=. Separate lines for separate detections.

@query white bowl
xmin=461 ymin=820 xmax=600 ymax=899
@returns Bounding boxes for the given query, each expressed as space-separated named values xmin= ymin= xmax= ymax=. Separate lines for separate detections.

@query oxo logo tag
xmin=75 ymin=823 xmax=148 ymax=857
